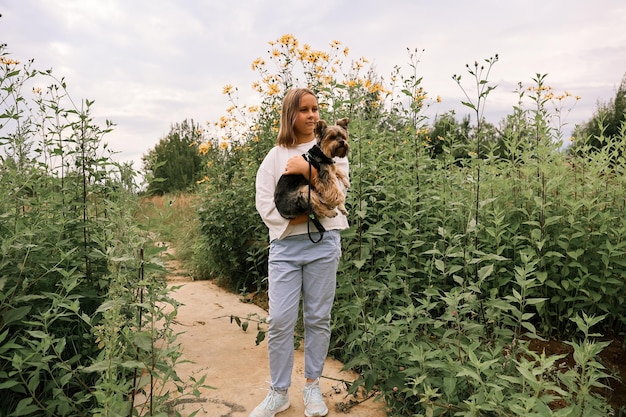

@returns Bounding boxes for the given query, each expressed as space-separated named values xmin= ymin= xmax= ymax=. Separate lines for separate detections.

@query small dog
xmin=274 ymin=118 xmax=350 ymax=220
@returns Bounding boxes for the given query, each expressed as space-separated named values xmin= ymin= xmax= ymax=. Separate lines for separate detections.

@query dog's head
xmin=315 ymin=118 xmax=350 ymax=158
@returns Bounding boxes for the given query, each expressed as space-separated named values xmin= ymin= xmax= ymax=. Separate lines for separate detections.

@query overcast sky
xmin=2 ymin=0 xmax=626 ymax=170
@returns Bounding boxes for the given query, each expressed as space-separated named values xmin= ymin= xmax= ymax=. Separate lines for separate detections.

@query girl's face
xmin=293 ymin=93 xmax=320 ymax=143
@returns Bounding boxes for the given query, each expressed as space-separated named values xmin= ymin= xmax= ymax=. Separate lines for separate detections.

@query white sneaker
xmin=303 ymin=379 xmax=328 ymax=417
xmin=249 ymin=387 xmax=290 ymax=417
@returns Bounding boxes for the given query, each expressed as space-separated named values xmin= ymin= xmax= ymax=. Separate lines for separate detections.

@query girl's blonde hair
xmin=276 ymin=87 xmax=317 ymax=147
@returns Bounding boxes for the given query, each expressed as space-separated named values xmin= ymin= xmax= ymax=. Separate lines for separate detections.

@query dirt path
xmin=163 ymin=255 xmax=387 ymax=417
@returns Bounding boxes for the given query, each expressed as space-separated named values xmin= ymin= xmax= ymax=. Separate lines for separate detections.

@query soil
xmin=161 ymin=252 xmax=387 ymax=417
xmin=161 ymin=248 xmax=626 ymax=415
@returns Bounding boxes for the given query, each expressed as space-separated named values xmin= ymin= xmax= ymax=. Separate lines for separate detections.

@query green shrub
xmin=0 ymin=44 xmax=205 ymax=417
xmin=192 ymin=35 xmax=625 ymax=414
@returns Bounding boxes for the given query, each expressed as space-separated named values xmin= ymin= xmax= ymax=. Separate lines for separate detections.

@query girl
xmin=251 ymin=88 xmax=349 ymax=417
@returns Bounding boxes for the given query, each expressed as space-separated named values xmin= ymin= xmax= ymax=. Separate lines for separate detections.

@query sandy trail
xmin=163 ymin=258 xmax=387 ymax=417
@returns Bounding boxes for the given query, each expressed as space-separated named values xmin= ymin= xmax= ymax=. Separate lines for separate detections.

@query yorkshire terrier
xmin=274 ymin=118 xmax=350 ymax=220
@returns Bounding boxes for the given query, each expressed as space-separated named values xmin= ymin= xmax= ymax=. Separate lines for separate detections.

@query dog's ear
xmin=336 ymin=118 xmax=350 ymax=131
xmin=315 ymin=120 xmax=328 ymax=139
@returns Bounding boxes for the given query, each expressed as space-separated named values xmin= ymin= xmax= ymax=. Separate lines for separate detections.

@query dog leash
xmin=305 ymin=153 xmax=325 ymax=243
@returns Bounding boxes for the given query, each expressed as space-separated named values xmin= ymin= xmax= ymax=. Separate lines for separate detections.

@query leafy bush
xmin=192 ymin=35 xmax=625 ymax=414
xmin=0 ymin=44 xmax=205 ymax=416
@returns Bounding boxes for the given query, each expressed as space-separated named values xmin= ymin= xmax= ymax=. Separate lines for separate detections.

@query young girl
xmin=251 ymin=88 xmax=349 ymax=417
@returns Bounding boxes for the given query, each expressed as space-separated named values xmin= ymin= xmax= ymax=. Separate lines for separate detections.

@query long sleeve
xmin=255 ymin=154 xmax=291 ymax=241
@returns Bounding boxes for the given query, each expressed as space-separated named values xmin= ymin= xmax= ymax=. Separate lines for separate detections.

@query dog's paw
xmin=317 ymin=207 xmax=339 ymax=218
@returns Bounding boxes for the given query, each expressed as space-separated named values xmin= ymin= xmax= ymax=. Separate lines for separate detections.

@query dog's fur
xmin=274 ymin=118 xmax=350 ymax=219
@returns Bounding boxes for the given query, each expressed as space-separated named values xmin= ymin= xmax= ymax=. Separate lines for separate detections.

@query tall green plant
xmin=1 ymin=44 xmax=205 ymax=416
xmin=193 ymin=36 xmax=624 ymax=413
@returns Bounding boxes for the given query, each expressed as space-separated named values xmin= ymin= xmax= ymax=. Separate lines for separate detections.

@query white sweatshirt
xmin=255 ymin=138 xmax=349 ymax=242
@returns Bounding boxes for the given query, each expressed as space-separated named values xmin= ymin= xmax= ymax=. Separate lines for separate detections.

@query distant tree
xmin=424 ymin=111 xmax=502 ymax=164
xmin=425 ymin=111 xmax=471 ymax=160
xmin=570 ymin=73 xmax=626 ymax=155
xmin=142 ymin=119 xmax=204 ymax=195
xmin=494 ymin=106 xmax=535 ymax=162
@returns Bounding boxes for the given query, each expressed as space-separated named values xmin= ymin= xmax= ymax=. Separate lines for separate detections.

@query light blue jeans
xmin=267 ymin=230 xmax=341 ymax=391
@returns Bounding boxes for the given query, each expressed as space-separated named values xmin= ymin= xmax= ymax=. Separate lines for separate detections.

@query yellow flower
xmin=436 ymin=95 xmax=442 ymax=103
xmin=271 ymin=49 xmax=281 ymax=58
xmin=198 ymin=142 xmax=211 ymax=155
xmin=220 ymin=141 xmax=229 ymax=150
xmin=251 ymin=58 xmax=265 ymax=70
xmin=0 ymin=57 xmax=20 ymax=65
xmin=279 ymin=34 xmax=298 ymax=48
xmin=343 ymin=47 xmax=349 ymax=56
xmin=222 ymin=84 xmax=234 ymax=95
xmin=330 ymin=40 xmax=341 ymax=48
xmin=267 ymin=83 xmax=280 ymax=96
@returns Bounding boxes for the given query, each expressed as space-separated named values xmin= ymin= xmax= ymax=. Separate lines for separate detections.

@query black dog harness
xmin=303 ymin=145 xmax=334 ymax=243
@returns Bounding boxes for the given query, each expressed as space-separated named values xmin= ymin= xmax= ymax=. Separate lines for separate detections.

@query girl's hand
xmin=284 ymin=155 xmax=318 ymax=181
